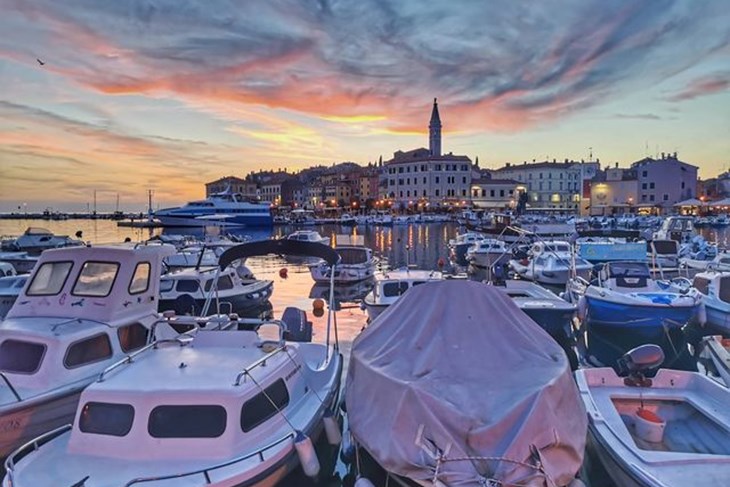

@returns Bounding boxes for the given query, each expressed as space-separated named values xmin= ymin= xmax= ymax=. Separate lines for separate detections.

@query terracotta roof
xmin=386 ymin=148 xmax=471 ymax=165
xmin=493 ymin=161 xmax=580 ymax=172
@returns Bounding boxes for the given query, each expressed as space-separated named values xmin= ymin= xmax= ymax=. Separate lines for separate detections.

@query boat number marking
xmin=285 ymin=364 xmax=301 ymax=381
xmin=0 ymin=419 xmax=21 ymax=432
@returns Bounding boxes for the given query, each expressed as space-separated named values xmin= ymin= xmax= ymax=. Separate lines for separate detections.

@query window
xmin=398 ymin=167 xmax=403 ymax=174
xmin=649 ymin=182 xmax=655 ymax=189
xmin=435 ymin=189 xmax=440 ymax=196
xmin=0 ymin=339 xmax=46 ymax=374
xmin=129 ymin=262 xmax=150 ymax=294
xmin=73 ymin=261 xmax=119 ymax=297
xmin=406 ymin=178 xmax=410 ymax=185
xmin=490 ymin=190 xmax=495 ymax=197
xmin=80 ymin=402 xmax=134 ymax=437
xmin=500 ymin=189 xmax=505 ymax=197
xmin=462 ymin=189 xmax=466 ymax=196
xmin=383 ymin=282 xmax=409 ymax=297
xmin=118 ymin=323 xmax=149 ymax=353
xmin=160 ymin=279 xmax=174 ymax=293
xmin=27 ymin=261 xmax=73 ymax=296
xmin=642 ymin=183 xmax=647 ymax=190
xmin=681 ymin=182 xmax=685 ymax=189
xmin=176 ymin=279 xmax=200 ymax=293
xmin=642 ymin=171 xmax=647 ymax=177
xmin=241 ymin=379 xmax=290 ymax=432
xmin=649 ymin=195 xmax=655 ymax=202
xmin=663 ymin=194 xmax=669 ymax=201
xmin=64 ymin=333 xmax=112 ymax=368
xmin=462 ymin=177 xmax=467 ymax=184
xmin=149 ymin=405 xmax=227 ymax=438
xmin=435 ymin=177 xmax=440 ymax=184
xmin=423 ymin=177 xmax=426 ymax=184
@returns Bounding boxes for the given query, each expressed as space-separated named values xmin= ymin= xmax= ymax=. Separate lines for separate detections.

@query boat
xmin=465 ymin=238 xmax=510 ymax=270
xmin=566 ymin=261 xmax=704 ymax=370
xmin=648 ymin=239 xmax=679 ymax=271
xmin=345 ymin=281 xmax=587 ymax=486
xmin=653 ymin=215 xmax=695 ymax=243
xmin=3 ymin=238 xmax=344 ymax=487
xmin=0 ymin=243 xmax=184 ymax=458
xmin=339 ymin=213 xmax=358 ymax=226
xmin=576 ymin=344 xmax=730 ymax=486
xmin=509 ymin=240 xmax=592 ymax=286
xmin=0 ymin=252 xmax=38 ymax=274
xmin=155 ymin=189 xmax=273 ymax=227
xmin=497 ymin=280 xmax=578 ymax=369
xmin=0 ymin=227 xmax=83 ymax=255
xmin=310 ymin=278 xmax=375 ymax=305
xmin=158 ymin=264 xmax=273 ymax=316
xmin=286 ymin=230 xmax=329 ymax=244
xmin=687 ymin=271 xmax=730 ymax=335
xmin=699 ymin=335 xmax=730 ymax=388
xmin=447 ymin=231 xmax=484 ymax=264
xmin=310 ymin=235 xmax=376 ymax=284
xmin=0 ymin=274 xmax=27 ymax=320
xmin=361 ymin=268 xmax=443 ymax=322
xmin=682 ymin=250 xmax=730 ymax=272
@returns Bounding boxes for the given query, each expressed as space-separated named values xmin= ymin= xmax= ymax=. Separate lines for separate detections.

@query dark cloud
xmin=613 ymin=113 xmax=663 ymax=121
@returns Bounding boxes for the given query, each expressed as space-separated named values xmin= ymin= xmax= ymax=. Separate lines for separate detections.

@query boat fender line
xmin=323 ymin=408 xmax=341 ymax=446
xmin=354 ymin=476 xmax=375 ymax=487
xmin=294 ymin=430 xmax=320 ymax=478
xmin=577 ymin=296 xmax=588 ymax=321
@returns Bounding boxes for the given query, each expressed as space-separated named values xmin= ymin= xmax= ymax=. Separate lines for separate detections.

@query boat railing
xmin=5 ymin=424 xmax=72 ymax=476
xmin=233 ymin=323 xmax=287 ymax=386
xmin=123 ymin=432 xmax=294 ymax=486
xmin=0 ymin=371 xmax=21 ymax=402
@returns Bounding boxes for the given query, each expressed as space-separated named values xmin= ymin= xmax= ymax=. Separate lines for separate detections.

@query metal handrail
xmin=0 ymin=371 xmax=21 ymax=402
xmin=233 ymin=345 xmax=287 ymax=386
xmin=97 ymin=333 xmax=194 ymax=383
xmin=123 ymin=433 xmax=294 ymax=486
xmin=5 ymin=423 xmax=72 ymax=475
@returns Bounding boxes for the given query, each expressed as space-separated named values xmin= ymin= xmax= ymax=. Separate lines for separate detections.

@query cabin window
xmin=205 ymin=275 xmax=234 ymax=292
xmin=241 ymin=379 xmax=290 ymax=432
xmin=118 ymin=323 xmax=149 ymax=353
xmin=0 ymin=339 xmax=46 ymax=374
xmin=79 ymin=402 xmax=135 ymax=437
xmin=693 ymin=277 xmax=709 ymax=295
xmin=27 ymin=261 xmax=73 ymax=296
xmin=382 ymin=282 xmax=409 ymax=297
xmin=160 ymin=279 xmax=174 ymax=293
xmin=719 ymin=278 xmax=730 ymax=304
xmin=149 ymin=405 xmax=227 ymax=438
xmin=64 ymin=333 xmax=113 ymax=368
xmin=72 ymin=261 xmax=120 ymax=297
xmin=176 ymin=279 xmax=200 ymax=293
xmin=129 ymin=262 xmax=151 ymax=294
xmin=411 ymin=281 xmax=427 ymax=287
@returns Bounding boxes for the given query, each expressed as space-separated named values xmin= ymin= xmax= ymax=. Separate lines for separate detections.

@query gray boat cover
xmin=346 ymin=281 xmax=587 ymax=486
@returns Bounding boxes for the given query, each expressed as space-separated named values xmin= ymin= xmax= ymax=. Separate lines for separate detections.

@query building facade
xmin=205 ymin=176 xmax=258 ymax=198
xmin=631 ymin=153 xmax=698 ymax=213
xmin=589 ymin=167 xmax=639 ymax=216
xmin=470 ymin=178 xmax=521 ymax=210
xmin=491 ymin=160 xmax=586 ymax=210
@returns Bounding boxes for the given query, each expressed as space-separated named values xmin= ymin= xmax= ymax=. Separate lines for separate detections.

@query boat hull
xmin=157 ymin=214 xmax=273 ymax=228
xmin=705 ymin=302 xmax=730 ymax=335
xmin=585 ymin=295 xmax=698 ymax=332
xmin=159 ymin=284 xmax=274 ymax=316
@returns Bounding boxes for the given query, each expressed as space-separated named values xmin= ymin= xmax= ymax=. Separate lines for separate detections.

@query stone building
xmin=631 ymin=152 xmax=698 ymax=213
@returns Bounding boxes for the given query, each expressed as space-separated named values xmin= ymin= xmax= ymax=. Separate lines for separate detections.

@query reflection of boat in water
xmin=309 ymin=278 xmax=375 ymax=304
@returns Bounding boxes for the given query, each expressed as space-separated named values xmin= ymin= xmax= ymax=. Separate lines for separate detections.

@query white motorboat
xmin=0 ymin=274 xmax=27 ymax=320
xmin=346 ymin=281 xmax=587 ymax=486
xmin=0 ymin=228 xmax=82 ymax=255
xmin=4 ymin=238 xmax=344 ymax=487
xmin=0 ymin=243 xmax=178 ymax=458
xmin=700 ymin=335 xmax=730 ymax=388
xmin=310 ymin=236 xmax=376 ymax=284
xmin=509 ymin=240 xmax=592 ymax=286
xmin=159 ymin=265 xmax=273 ymax=316
xmin=653 ymin=215 xmax=696 ymax=243
xmin=465 ymin=238 xmax=510 ymax=269
xmin=155 ymin=189 xmax=273 ymax=227
xmin=576 ymin=345 xmax=730 ymax=486
xmin=361 ymin=268 xmax=443 ymax=322
xmin=0 ymin=252 xmax=38 ymax=274
xmin=447 ymin=231 xmax=484 ymax=264
xmin=339 ymin=213 xmax=357 ymax=226
xmin=286 ymin=230 xmax=328 ymax=244
xmin=682 ymin=251 xmax=730 ymax=272
xmin=689 ymin=271 xmax=730 ymax=335
xmin=0 ymin=262 xmax=15 ymax=278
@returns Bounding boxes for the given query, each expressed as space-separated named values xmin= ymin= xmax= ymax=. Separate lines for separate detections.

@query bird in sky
xmin=36 ymin=58 xmax=45 ymax=66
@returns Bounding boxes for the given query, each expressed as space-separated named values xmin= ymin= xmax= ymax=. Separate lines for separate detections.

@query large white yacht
xmin=155 ymin=189 xmax=273 ymax=228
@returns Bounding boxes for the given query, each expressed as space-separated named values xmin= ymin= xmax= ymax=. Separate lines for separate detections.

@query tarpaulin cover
xmin=346 ymin=280 xmax=587 ymax=486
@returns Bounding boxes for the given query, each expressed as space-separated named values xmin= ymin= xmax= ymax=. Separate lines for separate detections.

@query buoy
xmin=313 ymin=307 xmax=324 ymax=318
xmin=354 ymin=476 xmax=376 ymax=487
xmin=577 ymin=296 xmax=588 ymax=321
xmin=279 ymin=267 xmax=288 ymax=278
xmin=313 ymin=298 xmax=325 ymax=310
xmin=323 ymin=409 xmax=341 ymax=445
xmin=437 ymin=257 xmax=445 ymax=268
xmin=294 ymin=431 xmax=320 ymax=478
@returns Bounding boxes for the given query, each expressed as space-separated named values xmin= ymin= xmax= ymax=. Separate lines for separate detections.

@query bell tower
xmin=429 ymin=98 xmax=442 ymax=157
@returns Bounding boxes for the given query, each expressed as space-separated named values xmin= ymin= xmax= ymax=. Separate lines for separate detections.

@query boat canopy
xmin=346 ymin=280 xmax=586 ymax=486
xmin=218 ymin=239 xmax=340 ymax=269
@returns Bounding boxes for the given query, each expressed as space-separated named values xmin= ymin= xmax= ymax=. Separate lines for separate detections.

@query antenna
xmin=588 ymin=147 xmax=593 ymax=161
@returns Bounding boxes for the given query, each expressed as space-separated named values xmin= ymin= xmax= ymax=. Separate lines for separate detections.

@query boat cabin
xmin=531 ymin=241 xmax=572 ymax=256
xmin=654 ymin=216 xmax=695 ymax=243
xmin=692 ymin=272 xmax=730 ymax=303
xmin=287 ymin=231 xmax=327 ymax=244
xmin=371 ymin=269 xmax=442 ymax=303
xmin=594 ymin=261 xmax=654 ymax=290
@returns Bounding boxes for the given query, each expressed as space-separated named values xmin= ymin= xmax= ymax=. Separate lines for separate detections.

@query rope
xmin=431 ymin=453 xmax=558 ymax=487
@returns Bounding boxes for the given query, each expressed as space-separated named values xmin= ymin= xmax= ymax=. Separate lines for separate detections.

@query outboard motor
xmin=281 ymin=306 xmax=313 ymax=342
xmin=617 ymin=344 xmax=665 ymax=387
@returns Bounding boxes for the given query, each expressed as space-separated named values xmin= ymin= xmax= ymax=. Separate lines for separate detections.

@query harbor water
xmin=1 ymin=219 xmax=727 ymax=486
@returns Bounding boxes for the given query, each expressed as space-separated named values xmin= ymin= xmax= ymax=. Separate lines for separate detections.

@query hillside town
xmin=205 ymin=99 xmax=726 ymax=217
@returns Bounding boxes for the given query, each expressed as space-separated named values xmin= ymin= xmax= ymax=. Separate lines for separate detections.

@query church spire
xmin=429 ymin=98 xmax=442 ymax=156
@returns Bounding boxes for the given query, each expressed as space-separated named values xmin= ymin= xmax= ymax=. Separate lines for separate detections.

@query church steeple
xmin=429 ymin=98 xmax=442 ymax=157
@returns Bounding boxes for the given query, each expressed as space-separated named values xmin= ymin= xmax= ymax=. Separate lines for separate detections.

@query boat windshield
xmin=608 ymin=262 xmax=650 ymax=279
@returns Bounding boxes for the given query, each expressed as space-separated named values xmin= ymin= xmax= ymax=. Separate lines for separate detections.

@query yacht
xmin=159 ymin=266 xmax=273 ymax=316
xmin=0 ymin=252 xmax=38 ymax=274
xmin=286 ymin=230 xmax=328 ymax=244
xmin=0 ymin=243 xmax=182 ymax=458
xmin=4 ymin=239 xmax=344 ymax=487
xmin=1 ymin=227 xmax=82 ymax=255
xmin=465 ymin=238 xmax=510 ymax=269
xmin=576 ymin=345 xmax=730 ymax=486
xmin=361 ymin=268 xmax=443 ymax=321
xmin=653 ymin=215 xmax=695 ymax=243
xmin=155 ymin=189 xmax=273 ymax=228
xmin=310 ymin=236 xmax=376 ymax=284
xmin=509 ymin=240 xmax=592 ymax=286
xmin=447 ymin=231 xmax=484 ymax=264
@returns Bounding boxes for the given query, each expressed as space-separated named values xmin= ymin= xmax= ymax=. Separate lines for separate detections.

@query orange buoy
xmin=279 ymin=267 xmax=288 ymax=278
xmin=437 ymin=257 xmax=445 ymax=268
xmin=313 ymin=298 xmax=325 ymax=311
xmin=637 ymin=408 xmax=663 ymax=423
xmin=313 ymin=307 xmax=325 ymax=318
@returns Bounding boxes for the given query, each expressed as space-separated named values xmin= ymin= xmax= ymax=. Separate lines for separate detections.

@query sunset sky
xmin=1 ymin=0 xmax=729 ymax=212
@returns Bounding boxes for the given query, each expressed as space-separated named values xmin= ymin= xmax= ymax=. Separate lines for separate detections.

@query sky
xmin=0 ymin=0 xmax=729 ymax=212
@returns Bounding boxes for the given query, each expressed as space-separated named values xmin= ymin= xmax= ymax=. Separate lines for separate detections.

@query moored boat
xmin=699 ymin=335 xmax=730 ymax=387
xmin=361 ymin=268 xmax=443 ymax=322
xmin=509 ymin=240 xmax=592 ymax=286
xmin=310 ymin=235 xmax=376 ymax=284
xmin=0 ymin=227 xmax=82 ymax=255
xmin=155 ymin=189 xmax=273 ymax=227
